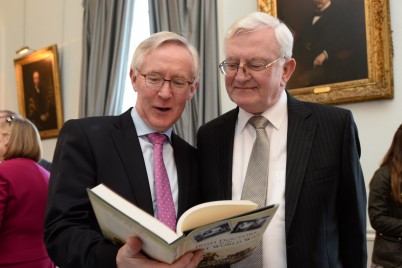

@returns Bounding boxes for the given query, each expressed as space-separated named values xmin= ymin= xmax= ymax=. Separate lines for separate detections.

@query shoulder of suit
xmin=60 ymin=114 xmax=123 ymax=134
xmin=301 ymin=100 xmax=350 ymax=114
xmin=199 ymin=108 xmax=238 ymax=130
xmin=171 ymin=133 xmax=196 ymax=151
xmin=324 ymin=2 xmax=344 ymax=15
xmin=69 ymin=113 xmax=125 ymax=125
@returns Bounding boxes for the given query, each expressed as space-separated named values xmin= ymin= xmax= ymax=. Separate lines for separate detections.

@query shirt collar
xmin=131 ymin=107 xmax=173 ymax=142
xmin=237 ymin=90 xmax=288 ymax=133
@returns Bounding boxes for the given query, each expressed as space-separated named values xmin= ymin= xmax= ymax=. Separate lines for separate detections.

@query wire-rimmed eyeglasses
xmin=137 ymin=70 xmax=194 ymax=94
xmin=218 ymin=56 xmax=283 ymax=76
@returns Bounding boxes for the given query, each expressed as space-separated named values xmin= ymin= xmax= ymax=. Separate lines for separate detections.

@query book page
xmin=176 ymin=200 xmax=257 ymax=235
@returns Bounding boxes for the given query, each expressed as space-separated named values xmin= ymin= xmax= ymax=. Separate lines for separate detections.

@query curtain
xmin=149 ymin=0 xmax=221 ymax=146
xmin=80 ymin=0 xmax=134 ymax=117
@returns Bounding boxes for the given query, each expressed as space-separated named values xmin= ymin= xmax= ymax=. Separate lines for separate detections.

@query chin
xmin=152 ymin=119 xmax=174 ymax=132
xmin=234 ymin=96 xmax=255 ymax=107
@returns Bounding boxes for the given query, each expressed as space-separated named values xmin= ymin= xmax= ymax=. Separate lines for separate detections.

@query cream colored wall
xmin=1 ymin=0 xmax=401 ymax=264
xmin=0 ymin=0 xmax=82 ymax=160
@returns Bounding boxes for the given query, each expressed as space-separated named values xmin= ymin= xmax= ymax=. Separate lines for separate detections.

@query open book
xmin=87 ymin=184 xmax=278 ymax=267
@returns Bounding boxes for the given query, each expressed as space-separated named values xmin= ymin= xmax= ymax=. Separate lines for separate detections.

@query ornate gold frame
xmin=14 ymin=44 xmax=63 ymax=139
xmin=258 ymin=0 xmax=393 ymax=104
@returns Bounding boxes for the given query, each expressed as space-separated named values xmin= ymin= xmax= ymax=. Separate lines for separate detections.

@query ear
xmin=186 ymin=82 xmax=199 ymax=100
xmin=280 ymin=58 xmax=296 ymax=87
xmin=130 ymin=69 xmax=138 ymax=92
xmin=2 ymin=133 xmax=9 ymax=145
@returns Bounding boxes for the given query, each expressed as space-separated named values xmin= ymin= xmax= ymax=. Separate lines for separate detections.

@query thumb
xmin=123 ymin=236 xmax=143 ymax=257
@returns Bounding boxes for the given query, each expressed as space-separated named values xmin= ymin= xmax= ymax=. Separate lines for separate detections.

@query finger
xmin=175 ymin=250 xmax=203 ymax=268
xmin=166 ymin=252 xmax=193 ymax=268
xmin=186 ymin=250 xmax=204 ymax=268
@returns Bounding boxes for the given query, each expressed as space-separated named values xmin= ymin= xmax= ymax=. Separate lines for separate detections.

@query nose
xmin=239 ymin=64 xmax=247 ymax=74
xmin=158 ymin=80 xmax=173 ymax=98
xmin=234 ymin=64 xmax=251 ymax=78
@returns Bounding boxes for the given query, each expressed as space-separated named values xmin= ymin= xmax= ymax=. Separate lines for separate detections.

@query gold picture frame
xmin=14 ymin=44 xmax=63 ymax=139
xmin=258 ymin=0 xmax=393 ymax=104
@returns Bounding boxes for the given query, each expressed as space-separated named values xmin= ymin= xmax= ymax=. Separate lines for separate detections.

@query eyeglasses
xmin=6 ymin=115 xmax=14 ymax=125
xmin=218 ymin=56 xmax=283 ymax=76
xmin=137 ymin=71 xmax=194 ymax=93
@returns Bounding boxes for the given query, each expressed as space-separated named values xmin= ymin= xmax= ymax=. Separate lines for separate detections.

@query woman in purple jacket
xmin=0 ymin=115 xmax=55 ymax=268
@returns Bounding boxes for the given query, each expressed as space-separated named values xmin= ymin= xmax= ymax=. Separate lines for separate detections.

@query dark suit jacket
xmin=196 ymin=92 xmax=367 ymax=267
xmin=297 ymin=3 xmax=349 ymax=62
xmin=44 ymin=109 xmax=200 ymax=268
xmin=292 ymin=3 xmax=356 ymax=86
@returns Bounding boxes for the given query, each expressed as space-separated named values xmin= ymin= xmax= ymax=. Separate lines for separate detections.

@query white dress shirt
xmin=232 ymin=90 xmax=288 ymax=268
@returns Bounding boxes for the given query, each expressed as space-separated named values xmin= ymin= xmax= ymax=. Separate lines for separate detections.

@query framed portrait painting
xmin=258 ymin=0 xmax=393 ymax=104
xmin=14 ymin=44 xmax=63 ymax=139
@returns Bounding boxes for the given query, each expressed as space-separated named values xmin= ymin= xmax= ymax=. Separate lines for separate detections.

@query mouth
xmin=155 ymin=107 xmax=171 ymax=112
xmin=234 ymin=86 xmax=257 ymax=91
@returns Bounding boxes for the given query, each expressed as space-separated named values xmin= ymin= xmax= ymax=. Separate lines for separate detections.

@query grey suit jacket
xmin=197 ymin=92 xmax=367 ymax=267
xmin=44 ymin=109 xmax=200 ymax=268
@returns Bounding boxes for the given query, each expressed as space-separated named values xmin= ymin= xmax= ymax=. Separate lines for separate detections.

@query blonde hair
xmin=0 ymin=116 xmax=42 ymax=161
xmin=130 ymin=31 xmax=200 ymax=83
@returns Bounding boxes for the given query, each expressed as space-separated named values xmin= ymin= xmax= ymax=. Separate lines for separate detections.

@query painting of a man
xmin=14 ymin=45 xmax=63 ymax=139
xmin=23 ymin=64 xmax=57 ymax=131
xmin=281 ymin=0 xmax=368 ymax=88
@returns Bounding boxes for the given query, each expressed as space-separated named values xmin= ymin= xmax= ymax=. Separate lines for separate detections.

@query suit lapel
xmin=217 ymin=108 xmax=238 ymax=199
xmin=285 ymin=93 xmax=316 ymax=234
xmin=111 ymin=110 xmax=154 ymax=215
xmin=171 ymin=133 xmax=190 ymax=217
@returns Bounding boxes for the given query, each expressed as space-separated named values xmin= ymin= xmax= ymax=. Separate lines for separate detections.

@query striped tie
xmin=234 ymin=115 xmax=270 ymax=268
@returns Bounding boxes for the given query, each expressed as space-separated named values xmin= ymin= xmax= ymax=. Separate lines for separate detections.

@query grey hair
xmin=130 ymin=31 xmax=200 ymax=82
xmin=225 ymin=12 xmax=294 ymax=59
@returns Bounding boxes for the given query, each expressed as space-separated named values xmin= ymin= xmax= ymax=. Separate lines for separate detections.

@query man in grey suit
xmin=44 ymin=32 xmax=203 ymax=268
xmin=197 ymin=12 xmax=367 ymax=267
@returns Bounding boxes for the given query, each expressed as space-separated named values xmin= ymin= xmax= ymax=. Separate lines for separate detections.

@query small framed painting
xmin=14 ymin=44 xmax=63 ymax=139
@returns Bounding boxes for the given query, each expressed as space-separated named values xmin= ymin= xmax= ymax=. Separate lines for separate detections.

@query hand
xmin=40 ymin=112 xmax=50 ymax=121
xmin=116 ymin=236 xmax=204 ymax=268
xmin=313 ymin=52 xmax=327 ymax=67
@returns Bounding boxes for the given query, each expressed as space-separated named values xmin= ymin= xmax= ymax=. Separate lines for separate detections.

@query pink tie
xmin=147 ymin=133 xmax=177 ymax=231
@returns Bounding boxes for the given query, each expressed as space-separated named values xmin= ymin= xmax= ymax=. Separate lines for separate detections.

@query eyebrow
xmin=145 ymin=71 xmax=190 ymax=80
xmin=225 ymin=55 xmax=274 ymax=60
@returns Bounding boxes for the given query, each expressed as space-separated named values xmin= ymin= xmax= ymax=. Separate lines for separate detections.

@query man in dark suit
xmin=197 ymin=12 xmax=367 ymax=267
xmin=44 ymin=32 xmax=204 ymax=268
xmin=290 ymin=0 xmax=356 ymax=88
xmin=26 ymin=71 xmax=57 ymax=131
